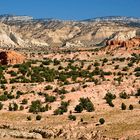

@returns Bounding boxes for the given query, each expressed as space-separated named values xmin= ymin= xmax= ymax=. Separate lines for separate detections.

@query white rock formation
xmin=113 ymin=30 xmax=136 ymax=41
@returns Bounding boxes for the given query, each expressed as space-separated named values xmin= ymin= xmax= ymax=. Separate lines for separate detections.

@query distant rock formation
xmin=0 ymin=51 xmax=25 ymax=65
xmin=104 ymin=37 xmax=140 ymax=55
xmin=0 ymin=15 xmax=139 ymax=50
xmin=107 ymin=30 xmax=136 ymax=45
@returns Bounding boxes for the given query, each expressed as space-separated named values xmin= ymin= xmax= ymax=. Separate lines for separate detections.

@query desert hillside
xmin=0 ymin=15 xmax=140 ymax=51
xmin=0 ymin=15 xmax=139 ymax=140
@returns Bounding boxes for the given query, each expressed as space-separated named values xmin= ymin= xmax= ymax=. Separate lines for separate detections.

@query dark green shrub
xmin=75 ymin=104 xmax=83 ymax=113
xmin=9 ymin=103 xmax=18 ymax=111
xmin=18 ymin=63 xmax=29 ymax=75
xmin=45 ymin=94 xmax=56 ymax=103
xmin=135 ymin=72 xmax=140 ymax=77
xmin=135 ymin=89 xmax=140 ymax=96
xmin=29 ymin=100 xmax=43 ymax=113
xmin=59 ymin=74 xmax=67 ymax=82
xmin=53 ymin=58 xmax=60 ymax=65
xmin=78 ymin=97 xmax=95 ymax=112
xmin=1 ymin=84 xmax=6 ymax=90
xmin=119 ymin=92 xmax=129 ymax=99
xmin=122 ymin=67 xmax=129 ymax=71
xmin=80 ymin=118 xmax=84 ymax=122
xmin=129 ymin=104 xmax=133 ymax=110
xmin=54 ymin=108 xmax=64 ymax=115
xmin=134 ymin=67 xmax=140 ymax=72
xmin=114 ymin=65 xmax=119 ymax=69
xmin=0 ymin=94 xmax=8 ymax=101
xmin=68 ymin=115 xmax=76 ymax=121
xmin=54 ymin=101 xmax=69 ymax=115
xmin=42 ymin=59 xmax=51 ymax=65
xmin=104 ymin=92 xmax=116 ymax=107
xmin=7 ymin=94 xmax=15 ymax=100
xmin=45 ymin=85 xmax=53 ymax=90
xmin=0 ymin=102 xmax=3 ymax=110
xmin=20 ymin=105 xmax=24 ymax=110
xmin=104 ymin=92 xmax=116 ymax=100
xmin=99 ymin=118 xmax=105 ymax=125
xmin=8 ymin=71 xmax=17 ymax=76
xmin=82 ymin=84 xmax=88 ymax=88
xmin=71 ymin=87 xmax=76 ymax=92
xmin=60 ymin=95 xmax=65 ymax=100
xmin=57 ymin=88 xmax=68 ymax=95
xmin=36 ymin=115 xmax=42 ymax=121
xmin=121 ymin=103 xmax=126 ymax=110
xmin=102 ymin=58 xmax=108 ymax=63
xmin=27 ymin=116 xmax=32 ymax=121
xmin=85 ymin=102 xmax=95 ymax=112
xmin=22 ymin=99 xmax=28 ymax=104
xmin=94 ymin=61 xmax=100 ymax=67
xmin=58 ymin=65 xmax=64 ymax=70
xmin=128 ymin=62 xmax=133 ymax=67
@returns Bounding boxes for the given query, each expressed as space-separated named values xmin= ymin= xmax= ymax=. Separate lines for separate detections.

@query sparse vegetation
xmin=75 ymin=97 xmax=95 ymax=113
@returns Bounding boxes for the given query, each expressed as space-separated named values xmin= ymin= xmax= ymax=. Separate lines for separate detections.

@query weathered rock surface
xmin=0 ymin=50 xmax=25 ymax=65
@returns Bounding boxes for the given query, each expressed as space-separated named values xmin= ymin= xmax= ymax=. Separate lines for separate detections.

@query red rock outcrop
xmin=104 ymin=37 xmax=140 ymax=54
xmin=0 ymin=51 xmax=25 ymax=65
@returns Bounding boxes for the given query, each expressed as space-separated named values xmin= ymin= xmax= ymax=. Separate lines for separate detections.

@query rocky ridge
xmin=0 ymin=15 xmax=139 ymax=51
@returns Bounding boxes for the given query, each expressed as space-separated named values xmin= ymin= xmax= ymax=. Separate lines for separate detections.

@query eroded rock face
xmin=0 ymin=50 xmax=25 ymax=65
xmin=104 ymin=37 xmax=140 ymax=55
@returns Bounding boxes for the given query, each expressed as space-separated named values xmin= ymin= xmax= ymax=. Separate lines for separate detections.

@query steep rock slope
xmin=0 ymin=23 xmax=26 ymax=48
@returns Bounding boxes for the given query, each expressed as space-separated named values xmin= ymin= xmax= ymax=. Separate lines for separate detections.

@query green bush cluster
xmin=29 ymin=100 xmax=48 ymax=113
xmin=104 ymin=92 xmax=116 ymax=107
xmin=75 ymin=97 xmax=94 ymax=113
